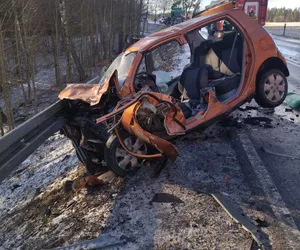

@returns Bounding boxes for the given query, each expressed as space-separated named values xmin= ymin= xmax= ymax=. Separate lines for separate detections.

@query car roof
xmin=126 ymin=3 xmax=240 ymax=53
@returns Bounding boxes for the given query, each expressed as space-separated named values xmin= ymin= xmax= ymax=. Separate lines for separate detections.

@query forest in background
xmin=267 ymin=7 xmax=300 ymax=22
xmin=0 ymin=0 xmax=146 ymax=134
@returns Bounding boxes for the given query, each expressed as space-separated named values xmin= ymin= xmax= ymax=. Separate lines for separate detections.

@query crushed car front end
xmin=59 ymin=50 xmax=186 ymax=176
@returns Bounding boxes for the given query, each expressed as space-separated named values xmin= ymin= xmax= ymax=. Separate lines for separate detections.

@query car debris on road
xmin=212 ymin=193 xmax=271 ymax=250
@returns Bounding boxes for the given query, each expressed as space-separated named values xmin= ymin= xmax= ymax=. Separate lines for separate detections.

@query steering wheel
xmin=134 ymin=72 xmax=159 ymax=92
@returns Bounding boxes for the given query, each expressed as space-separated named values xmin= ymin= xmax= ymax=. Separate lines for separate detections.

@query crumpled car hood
xmin=58 ymin=81 xmax=109 ymax=106
xmin=58 ymin=71 xmax=119 ymax=106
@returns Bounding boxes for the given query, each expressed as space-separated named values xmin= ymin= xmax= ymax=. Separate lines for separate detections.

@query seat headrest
xmin=193 ymin=40 xmax=213 ymax=66
xmin=194 ymin=40 xmax=213 ymax=56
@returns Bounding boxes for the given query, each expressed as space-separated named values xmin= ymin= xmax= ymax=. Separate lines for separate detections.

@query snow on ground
xmin=0 ymin=133 xmax=75 ymax=217
xmin=0 ymin=124 xmax=254 ymax=249
xmin=0 ymin=130 xmax=124 ymax=249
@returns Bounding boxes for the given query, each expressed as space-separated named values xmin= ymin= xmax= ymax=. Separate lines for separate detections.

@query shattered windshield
xmin=100 ymin=52 xmax=137 ymax=86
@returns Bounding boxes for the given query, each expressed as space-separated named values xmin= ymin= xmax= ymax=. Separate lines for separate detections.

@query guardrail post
xmin=283 ymin=23 xmax=286 ymax=36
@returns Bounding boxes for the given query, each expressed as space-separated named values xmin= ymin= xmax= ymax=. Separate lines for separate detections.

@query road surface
xmin=233 ymin=34 xmax=300 ymax=248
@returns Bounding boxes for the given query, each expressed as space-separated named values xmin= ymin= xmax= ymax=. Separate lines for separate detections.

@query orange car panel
xmin=121 ymin=101 xmax=180 ymax=161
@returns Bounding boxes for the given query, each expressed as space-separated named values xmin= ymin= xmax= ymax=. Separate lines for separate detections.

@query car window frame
xmin=133 ymin=39 xmax=187 ymax=83
xmin=145 ymin=39 xmax=191 ymax=80
xmin=184 ymin=15 xmax=248 ymax=105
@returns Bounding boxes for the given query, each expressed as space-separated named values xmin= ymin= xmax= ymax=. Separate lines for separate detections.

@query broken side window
xmin=147 ymin=41 xmax=191 ymax=93
xmin=198 ymin=19 xmax=237 ymax=41
xmin=137 ymin=57 xmax=146 ymax=74
xmin=100 ymin=52 xmax=137 ymax=87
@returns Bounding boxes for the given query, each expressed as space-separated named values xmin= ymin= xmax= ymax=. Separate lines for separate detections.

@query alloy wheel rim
xmin=115 ymin=137 xmax=147 ymax=171
xmin=264 ymin=73 xmax=286 ymax=103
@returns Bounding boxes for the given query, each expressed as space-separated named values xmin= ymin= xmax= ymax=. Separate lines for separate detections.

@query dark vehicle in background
xmin=159 ymin=17 xmax=166 ymax=24
xmin=163 ymin=17 xmax=172 ymax=26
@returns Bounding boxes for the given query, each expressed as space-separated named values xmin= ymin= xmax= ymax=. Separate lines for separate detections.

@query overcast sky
xmin=201 ymin=0 xmax=300 ymax=9
xmin=269 ymin=0 xmax=300 ymax=9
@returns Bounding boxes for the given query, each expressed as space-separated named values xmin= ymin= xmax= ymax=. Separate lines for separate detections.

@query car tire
xmin=255 ymin=69 xmax=288 ymax=108
xmin=104 ymin=133 xmax=147 ymax=177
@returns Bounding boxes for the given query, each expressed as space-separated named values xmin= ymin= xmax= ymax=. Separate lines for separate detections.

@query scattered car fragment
xmin=65 ymin=171 xmax=117 ymax=192
xmin=212 ymin=193 xmax=270 ymax=250
xmin=59 ymin=2 xmax=289 ymax=177
xmin=151 ymin=193 xmax=184 ymax=204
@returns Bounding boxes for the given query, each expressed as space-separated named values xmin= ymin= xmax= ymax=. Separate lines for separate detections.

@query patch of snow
xmin=51 ymin=213 xmax=68 ymax=225
xmin=0 ymin=133 xmax=77 ymax=218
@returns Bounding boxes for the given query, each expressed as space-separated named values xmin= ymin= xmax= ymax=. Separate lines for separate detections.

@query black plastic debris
xmin=151 ymin=193 xmax=184 ymax=204
xmin=44 ymin=206 xmax=51 ymax=217
xmin=238 ymin=106 xmax=258 ymax=111
xmin=285 ymin=108 xmax=293 ymax=112
xmin=243 ymin=117 xmax=273 ymax=128
xmin=11 ymin=183 xmax=21 ymax=192
xmin=255 ymin=218 xmax=268 ymax=228
xmin=260 ymin=108 xmax=275 ymax=115
xmin=212 ymin=193 xmax=270 ymax=250
xmin=220 ymin=117 xmax=242 ymax=128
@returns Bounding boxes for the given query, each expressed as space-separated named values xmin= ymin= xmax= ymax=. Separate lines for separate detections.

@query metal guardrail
xmin=0 ymin=76 xmax=100 ymax=183
xmin=265 ymin=24 xmax=300 ymax=39
xmin=0 ymin=100 xmax=67 ymax=183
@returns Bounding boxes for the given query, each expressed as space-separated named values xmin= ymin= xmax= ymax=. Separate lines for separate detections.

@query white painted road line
xmin=286 ymin=58 xmax=300 ymax=69
xmin=237 ymin=130 xmax=300 ymax=247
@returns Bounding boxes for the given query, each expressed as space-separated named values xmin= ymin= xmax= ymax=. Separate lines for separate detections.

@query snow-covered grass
xmin=0 ymin=133 xmax=76 ymax=218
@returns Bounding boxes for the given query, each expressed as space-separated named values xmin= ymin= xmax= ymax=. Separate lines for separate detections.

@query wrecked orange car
xmin=59 ymin=2 xmax=289 ymax=176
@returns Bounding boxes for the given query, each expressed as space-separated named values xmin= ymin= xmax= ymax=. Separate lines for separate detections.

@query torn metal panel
xmin=212 ymin=193 xmax=270 ymax=250
xmin=59 ymin=71 xmax=119 ymax=106
xmin=59 ymin=83 xmax=109 ymax=106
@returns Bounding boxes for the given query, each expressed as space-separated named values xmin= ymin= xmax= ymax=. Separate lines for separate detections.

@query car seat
xmin=178 ymin=40 xmax=222 ymax=99
xmin=210 ymin=32 xmax=243 ymax=74
xmin=177 ymin=41 xmax=220 ymax=118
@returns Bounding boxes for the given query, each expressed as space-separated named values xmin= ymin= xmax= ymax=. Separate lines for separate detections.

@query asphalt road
xmin=226 ymin=34 xmax=300 ymax=249
xmin=266 ymin=26 xmax=300 ymax=39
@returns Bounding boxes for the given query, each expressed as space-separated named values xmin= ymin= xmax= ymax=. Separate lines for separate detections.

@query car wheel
xmin=105 ymin=133 xmax=148 ymax=177
xmin=255 ymin=69 xmax=288 ymax=108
